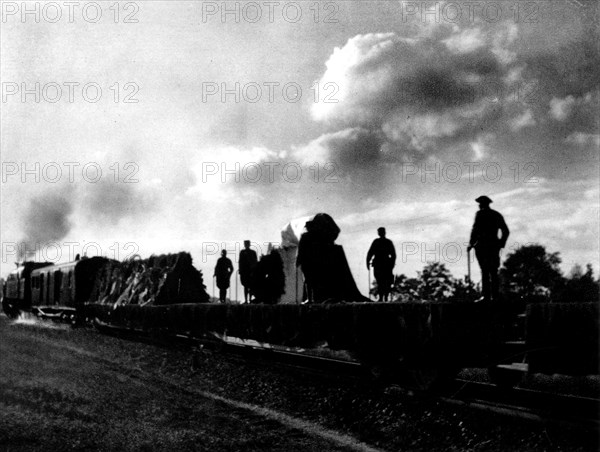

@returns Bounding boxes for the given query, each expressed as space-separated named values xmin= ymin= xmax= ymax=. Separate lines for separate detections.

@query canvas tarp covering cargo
xmin=89 ymin=252 xmax=209 ymax=306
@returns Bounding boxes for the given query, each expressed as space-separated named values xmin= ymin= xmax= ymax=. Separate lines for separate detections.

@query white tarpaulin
xmin=280 ymin=216 xmax=312 ymax=248
xmin=278 ymin=216 xmax=311 ymax=303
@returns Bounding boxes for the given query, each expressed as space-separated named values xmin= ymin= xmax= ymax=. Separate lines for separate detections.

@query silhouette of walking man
xmin=367 ymin=227 xmax=396 ymax=302
xmin=239 ymin=240 xmax=258 ymax=303
xmin=214 ymin=250 xmax=234 ymax=303
xmin=468 ymin=196 xmax=510 ymax=302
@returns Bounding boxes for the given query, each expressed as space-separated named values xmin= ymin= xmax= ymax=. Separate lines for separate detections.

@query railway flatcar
xmin=84 ymin=299 xmax=600 ymax=389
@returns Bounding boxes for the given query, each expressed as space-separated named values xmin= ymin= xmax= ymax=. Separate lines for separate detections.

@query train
xmin=2 ymin=256 xmax=110 ymax=320
xmin=2 ymin=254 xmax=599 ymax=390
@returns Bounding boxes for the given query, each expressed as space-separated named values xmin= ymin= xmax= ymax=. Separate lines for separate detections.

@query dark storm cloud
xmin=405 ymin=69 xmax=477 ymax=109
xmin=389 ymin=48 xmax=502 ymax=111
xmin=296 ymin=128 xmax=393 ymax=191
xmin=321 ymin=128 xmax=385 ymax=167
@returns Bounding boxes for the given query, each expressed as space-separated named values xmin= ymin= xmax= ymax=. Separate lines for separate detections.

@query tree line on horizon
xmin=371 ymin=244 xmax=600 ymax=303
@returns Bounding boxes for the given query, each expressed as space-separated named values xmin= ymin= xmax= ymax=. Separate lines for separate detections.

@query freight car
xmin=85 ymin=301 xmax=499 ymax=388
xmin=2 ymin=256 xmax=110 ymax=320
xmin=84 ymin=300 xmax=600 ymax=389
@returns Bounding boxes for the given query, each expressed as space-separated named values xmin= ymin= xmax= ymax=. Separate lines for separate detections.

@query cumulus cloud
xmin=294 ymin=128 xmax=384 ymax=168
xmin=549 ymin=93 xmax=594 ymax=121
xmin=186 ymin=146 xmax=285 ymax=204
xmin=510 ymin=109 xmax=536 ymax=131
xmin=490 ymin=22 xmax=518 ymax=65
xmin=565 ymin=132 xmax=600 ymax=147
xmin=470 ymin=133 xmax=495 ymax=160
xmin=443 ymin=27 xmax=485 ymax=54
xmin=301 ymin=24 xmax=523 ymax=179
xmin=310 ymin=31 xmax=501 ymax=127
xmin=550 ymin=95 xmax=578 ymax=121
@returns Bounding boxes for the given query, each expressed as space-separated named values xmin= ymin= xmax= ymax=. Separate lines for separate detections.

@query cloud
xmin=301 ymin=25 xmax=518 ymax=179
xmin=491 ymin=22 xmax=518 ymax=65
xmin=205 ymin=17 xmax=599 ymax=210
xmin=298 ymin=11 xmax=599 ymax=192
xmin=294 ymin=128 xmax=384 ymax=168
xmin=336 ymin=180 xmax=599 ymax=285
xmin=469 ymin=133 xmax=495 ymax=160
xmin=549 ymin=92 xmax=594 ymax=121
xmin=510 ymin=109 xmax=536 ymax=131
xmin=186 ymin=146 xmax=285 ymax=204
xmin=310 ymin=31 xmax=501 ymax=127
xmin=443 ymin=27 xmax=485 ymax=54
xmin=79 ymin=179 xmax=157 ymax=225
xmin=565 ymin=132 xmax=600 ymax=147
xmin=550 ymin=95 xmax=578 ymax=121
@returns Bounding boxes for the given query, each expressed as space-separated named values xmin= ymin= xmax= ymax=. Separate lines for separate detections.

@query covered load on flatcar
xmin=89 ymin=252 xmax=210 ymax=306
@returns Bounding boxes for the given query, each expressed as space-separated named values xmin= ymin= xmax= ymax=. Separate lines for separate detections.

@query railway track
xmin=235 ymin=345 xmax=600 ymax=430
xmin=86 ymin=316 xmax=600 ymax=430
xmin=439 ymin=379 xmax=600 ymax=429
xmin=28 ymin=313 xmax=600 ymax=430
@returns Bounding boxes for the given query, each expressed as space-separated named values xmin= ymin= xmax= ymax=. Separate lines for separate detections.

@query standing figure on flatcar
xmin=468 ymin=196 xmax=510 ymax=302
xmin=214 ymin=250 xmax=234 ymax=303
xmin=238 ymin=240 xmax=258 ymax=303
xmin=366 ymin=227 xmax=396 ymax=302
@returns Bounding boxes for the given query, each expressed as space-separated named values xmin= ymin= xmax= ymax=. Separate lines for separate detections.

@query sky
xmin=1 ymin=0 xmax=599 ymax=298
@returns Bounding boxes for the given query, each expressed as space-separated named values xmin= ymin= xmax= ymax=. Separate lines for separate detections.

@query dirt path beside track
xmin=0 ymin=315 xmax=379 ymax=452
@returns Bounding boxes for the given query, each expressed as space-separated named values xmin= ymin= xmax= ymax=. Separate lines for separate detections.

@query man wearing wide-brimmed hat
xmin=367 ymin=227 xmax=396 ymax=302
xmin=468 ymin=196 xmax=510 ymax=302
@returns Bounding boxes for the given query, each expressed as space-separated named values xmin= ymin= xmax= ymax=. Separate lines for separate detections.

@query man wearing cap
xmin=239 ymin=240 xmax=258 ymax=303
xmin=367 ymin=227 xmax=396 ymax=302
xmin=214 ymin=250 xmax=234 ymax=303
xmin=468 ymin=196 xmax=510 ymax=302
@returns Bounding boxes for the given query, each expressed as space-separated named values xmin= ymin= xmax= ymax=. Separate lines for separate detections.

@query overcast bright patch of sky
xmin=1 ymin=0 xmax=598 ymax=295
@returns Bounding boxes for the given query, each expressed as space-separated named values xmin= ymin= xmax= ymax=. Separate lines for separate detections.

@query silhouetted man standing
xmin=367 ymin=227 xmax=396 ymax=301
xmin=214 ymin=250 xmax=234 ymax=303
xmin=239 ymin=240 xmax=258 ymax=303
xmin=468 ymin=196 xmax=510 ymax=302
